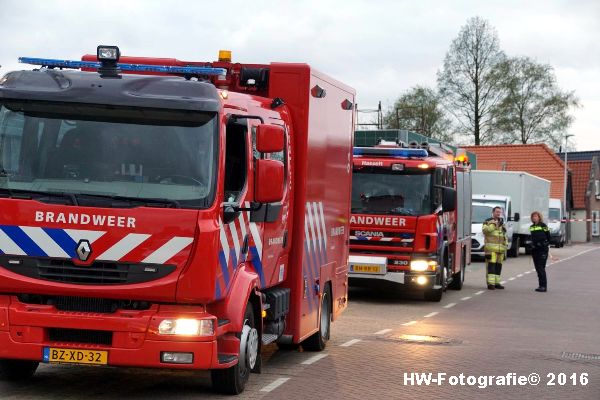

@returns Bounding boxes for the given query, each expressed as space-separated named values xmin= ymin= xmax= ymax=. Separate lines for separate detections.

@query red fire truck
xmin=349 ymin=141 xmax=472 ymax=301
xmin=0 ymin=46 xmax=354 ymax=393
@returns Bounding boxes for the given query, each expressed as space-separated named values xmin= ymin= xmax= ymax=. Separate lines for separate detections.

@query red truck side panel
xmin=269 ymin=65 xmax=354 ymax=342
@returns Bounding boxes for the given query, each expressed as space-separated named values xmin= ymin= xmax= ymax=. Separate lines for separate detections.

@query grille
xmin=350 ymin=240 xmax=412 ymax=248
xmin=1 ymin=256 xmax=176 ymax=285
xmin=40 ymin=259 xmax=127 ymax=284
xmin=18 ymin=294 xmax=151 ymax=313
xmin=48 ymin=328 xmax=112 ymax=345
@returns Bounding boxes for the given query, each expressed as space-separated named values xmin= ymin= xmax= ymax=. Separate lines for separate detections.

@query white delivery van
xmin=472 ymin=171 xmax=550 ymax=254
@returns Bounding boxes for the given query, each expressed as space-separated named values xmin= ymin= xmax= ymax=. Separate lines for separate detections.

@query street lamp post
xmin=564 ymin=133 xmax=574 ymax=245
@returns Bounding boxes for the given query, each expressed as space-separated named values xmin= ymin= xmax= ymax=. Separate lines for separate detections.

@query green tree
xmin=490 ymin=56 xmax=579 ymax=149
xmin=383 ymin=86 xmax=454 ymax=143
xmin=437 ymin=16 xmax=506 ymax=145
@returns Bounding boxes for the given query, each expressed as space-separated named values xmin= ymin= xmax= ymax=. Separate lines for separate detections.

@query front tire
xmin=449 ymin=252 xmax=466 ymax=290
xmin=211 ymin=305 xmax=257 ymax=395
xmin=302 ymin=285 xmax=331 ymax=351
xmin=0 ymin=359 xmax=38 ymax=381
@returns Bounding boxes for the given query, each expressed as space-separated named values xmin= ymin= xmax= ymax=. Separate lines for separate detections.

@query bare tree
xmin=383 ymin=86 xmax=454 ymax=142
xmin=437 ymin=16 xmax=506 ymax=145
xmin=490 ymin=56 xmax=579 ymax=150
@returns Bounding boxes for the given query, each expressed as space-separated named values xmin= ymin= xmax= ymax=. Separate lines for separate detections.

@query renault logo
xmin=76 ymin=240 xmax=92 ymax=262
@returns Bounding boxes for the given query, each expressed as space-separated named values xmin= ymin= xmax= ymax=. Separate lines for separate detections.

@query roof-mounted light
xmin=218 ymin=50 xmax=232 ymax=62
xmin=97 ymin=45 xmax=120 ymax=62
xmin=353 ymin=147 xmax=428 ymax=158
xmin=18 ymin=57 xmax=227 ymax=77
xmin=96 ymin=45 xmax=121 ymax=78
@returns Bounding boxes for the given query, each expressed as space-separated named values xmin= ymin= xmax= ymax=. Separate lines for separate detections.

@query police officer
xmin=530 ymin=211 xmax=552 ymax=292
xmin=482 ymin=206 xmax=508 ymax=290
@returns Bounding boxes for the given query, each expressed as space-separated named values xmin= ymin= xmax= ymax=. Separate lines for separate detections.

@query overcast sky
xmin=1 ymin=0 xmax=598 ymax=150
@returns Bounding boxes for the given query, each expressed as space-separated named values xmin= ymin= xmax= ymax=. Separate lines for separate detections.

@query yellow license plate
xmin=43 ymin=347 xmax=108 ymax=365
xmin=351 ymin=264 xmax=383 ymax=273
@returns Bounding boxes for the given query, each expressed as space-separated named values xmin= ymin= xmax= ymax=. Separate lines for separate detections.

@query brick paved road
xmin=2 ymin=244 xmax=599 ymax=399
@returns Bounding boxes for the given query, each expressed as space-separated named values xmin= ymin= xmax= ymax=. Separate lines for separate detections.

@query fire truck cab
xmin=0 ymin=46 xmax=354 ymax=394
xmin=349 ymin=141 xmax=472 ymax=301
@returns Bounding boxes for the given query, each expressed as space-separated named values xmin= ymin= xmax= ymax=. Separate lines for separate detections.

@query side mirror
xmin=256 ymin=124 xmax=284 ymax=153
xmin=513 ymin=212 xmax=520 ymax=222
xmin=255 ymin=159 xmax=284 ymax=203
xmin=442 ymin=187 xmax=456 ymax=212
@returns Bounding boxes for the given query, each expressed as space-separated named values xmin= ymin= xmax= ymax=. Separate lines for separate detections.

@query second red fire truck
xmin=349 ymin=141 xmax=472 ymax=301
xmin=0 ymin=46 xmax=354 ymax=394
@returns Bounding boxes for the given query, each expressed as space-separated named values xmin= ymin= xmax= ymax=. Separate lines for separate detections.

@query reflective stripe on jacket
xmin=482 ymin=218 xmax=508 ymax=253
xmin=530 ymin=222 xmax=551 ymax=250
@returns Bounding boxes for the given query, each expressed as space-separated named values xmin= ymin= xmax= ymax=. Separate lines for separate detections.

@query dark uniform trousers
xmin=532 ymin=248 xmax=548 ymax=288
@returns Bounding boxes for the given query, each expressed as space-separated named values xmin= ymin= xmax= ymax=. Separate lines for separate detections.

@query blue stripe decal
xmin=43 ymin=228 xmax=77 ymax=258
xmin=249 ymin=246 xmax=266 ymax=288
xmin=320 ymin=238 xmax=328 ymax=264
xmin=0 ymin=226 xmax=46 ymax=257
xmin=218 ymin=250 xmax=230 ymax=287
xmin=303 ymin=241 xmax=316 ymax=311
xmin=309 ymin=237 xmax=320 ymax=289
xmin=229 ymin=248 xmax=238 ymax=272
xmin=215 ymin=280 xmax=222 ymax=299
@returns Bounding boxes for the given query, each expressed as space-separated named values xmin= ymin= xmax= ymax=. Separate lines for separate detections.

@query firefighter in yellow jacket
xmin=482 ymin=206 xmax=509 ymax=290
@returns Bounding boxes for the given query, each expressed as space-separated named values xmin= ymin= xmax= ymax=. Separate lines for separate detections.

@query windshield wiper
xmin=0 ymin=187 xmax=78 ymax=205
xmin=387 ymin=207 xmax=416 ymax=216
xmin=76 ymin=193 xmax=181 ymax=209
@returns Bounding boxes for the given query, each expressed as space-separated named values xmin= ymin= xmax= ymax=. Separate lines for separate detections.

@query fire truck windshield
xmin=0 ymin=102 xmax=217 ymax=209
xmin=351 ymin=168 xmax=432 ymax=216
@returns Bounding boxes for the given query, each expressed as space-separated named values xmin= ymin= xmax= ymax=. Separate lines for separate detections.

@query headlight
xmin=410 ymin=260 xmax=437 ymax=272
xmin=158 ymin=318 xmax=214 ymax=336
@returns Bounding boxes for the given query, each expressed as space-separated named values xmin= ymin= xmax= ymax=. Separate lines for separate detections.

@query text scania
xmin=354 ymin=231 xmax=384 ymax=237
xmin=350 ymin=215 xmax=406 ymax=227
xmin=35 ymin=211 xmax=136 ymax=228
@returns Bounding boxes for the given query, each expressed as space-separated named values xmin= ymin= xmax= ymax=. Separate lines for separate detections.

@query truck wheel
xmin=0 ymin=359 xmax=38 ymax=381
xmin=211 ymin=305 xmax=257 ymax=395
xmin=449 ymin=253 xmax=466 ymax=290
xmin=302 ymin=285 xmax=331 ymax=351
xmin=507 ymin=237 xmax=520 ymax=258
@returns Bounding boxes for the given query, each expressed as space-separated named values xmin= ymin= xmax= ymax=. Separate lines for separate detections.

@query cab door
xmin=249 ymin=121 xmax=292 ymax=288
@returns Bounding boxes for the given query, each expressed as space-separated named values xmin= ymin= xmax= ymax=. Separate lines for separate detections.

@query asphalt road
xmin=2 ymin=243 xmax=599 ymax=399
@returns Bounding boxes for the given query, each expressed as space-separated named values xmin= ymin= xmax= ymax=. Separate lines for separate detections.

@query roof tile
xmin=463 ymin=144 xmax=567 ymax=199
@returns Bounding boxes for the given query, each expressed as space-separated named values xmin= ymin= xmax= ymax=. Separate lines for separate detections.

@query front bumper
xmin=471 ymin=237 xmax=485 ymax=256
xmin=0 ymin=295 xmax=236 ymax=370
xmin=349 ymin=271 xmax=438 ymax=290
xmin=550 ymin=233 xmax=564 ymax=244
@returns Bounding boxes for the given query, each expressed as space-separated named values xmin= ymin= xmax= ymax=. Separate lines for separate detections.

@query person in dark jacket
xmin=530 ymin=211 xmax=552 ymax=292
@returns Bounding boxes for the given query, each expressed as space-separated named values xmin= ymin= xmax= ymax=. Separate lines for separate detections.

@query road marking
xmin=524 ymin=271 xmax=532 ymax=274
xmin=301 ymin=353 xmax=328 ymax=365
xmin=340 ymin=339 xmax=361 ymax=347
xmin=517 ymin=274 xmax=523 ymax=277
xmin=474 ymin=290 xmax=485 ymax=295
xmin=461 ymin=296 xmax=472 ymax=301
xmin=443 ymin=303 xmax=456 ymax=309
xmin=501 ymin=281 xmax=507 ymax=284
xmin=374 ymin=328 xmax=392 ymax=335
xmin=549 ymin=247 xmax=599 ymax=266
xmin=424 ymin=312 xmax=439 ymax=318
xmin=508 ymin=277 xmax=516 ymax=281
xmin=402 ymin=320 xmax=418 ymax=326
xmin=260 ymin=377 xmax=291 ymax=392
